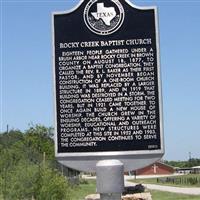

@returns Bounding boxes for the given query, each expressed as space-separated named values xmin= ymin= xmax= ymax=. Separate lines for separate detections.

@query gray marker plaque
xmin=52 ymin=0 xmax=164 ymax=172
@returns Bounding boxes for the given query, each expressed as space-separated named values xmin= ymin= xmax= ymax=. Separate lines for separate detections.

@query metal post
xmin=96 ymin=160 xmax=124 ymax=200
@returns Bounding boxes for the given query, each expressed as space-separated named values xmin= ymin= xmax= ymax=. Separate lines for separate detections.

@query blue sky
xmin=1 ymin=0 xmax=200 ymax=161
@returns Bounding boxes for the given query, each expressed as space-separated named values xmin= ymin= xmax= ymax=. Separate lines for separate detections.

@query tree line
xmin=0 ymin=125 xmax=78 ymax=200
xmin=164 ymin=159 xmax=200 ymax=168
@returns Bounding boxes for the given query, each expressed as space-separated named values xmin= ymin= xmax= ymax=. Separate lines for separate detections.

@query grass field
xmin=70 ymin=180 xmax=96 ymax=200
xmin=151 ymin=190 xmax=200 ymax=200
xmin=131 ymin=174 xmax=200 ymax=187
xmin=1 ymin=179 xmax=199 ymax=200
xmin=69 ymin=180 xmax=200 ymax=200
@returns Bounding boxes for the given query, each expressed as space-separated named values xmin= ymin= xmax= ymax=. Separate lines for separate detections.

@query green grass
xmin=1 ymin=179 xmax=200 ymax=200
xmin=131 ymin=174 xmax=200 ymax=187
xmin=151 ymin=190 xmax=200 ymax=200
xmin=70 ymin=180 xmax=96 ymax=200
xmin=68 ymin=180 xmax=200 ymax=200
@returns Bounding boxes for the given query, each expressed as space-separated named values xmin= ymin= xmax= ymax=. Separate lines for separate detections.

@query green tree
xmin=4 ymin=163 xmax=72 ymax=200
xmin=5 ymin=163 xmax=38 ymax=200
xmin=24 ymin=125 xmax=55 ymax=162
xmin=0 ymin=125 xmax=76 ymax=199
xmin=0 ymin=130 xmax=23 ymax=147
xmin=36 ymin=167 xmax=71 ymax=200
xmin=164 ymin=158 xmax=200 ymax=168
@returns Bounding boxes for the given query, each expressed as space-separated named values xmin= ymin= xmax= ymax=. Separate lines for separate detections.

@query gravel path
xmin=125 ymin=180 xmax=200 ymax=195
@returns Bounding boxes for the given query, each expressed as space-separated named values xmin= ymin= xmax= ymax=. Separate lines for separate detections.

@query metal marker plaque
xmin=52 ymin=0 xmax=164 ymax=172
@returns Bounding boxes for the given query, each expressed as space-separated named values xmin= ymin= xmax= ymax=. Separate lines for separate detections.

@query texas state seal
xmin=84 ymin=0 xmax=125 ymax=35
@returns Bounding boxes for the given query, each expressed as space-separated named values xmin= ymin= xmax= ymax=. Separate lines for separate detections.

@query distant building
xmin=192 ymin=166 xmax=200 ymax=174
xmin=175 ymin=166 xmax=200 ymax=174
xmin=127 ymin=162 xmax=175 ymax=176
xmin=175 ymin=167 xmax=192 ymax=174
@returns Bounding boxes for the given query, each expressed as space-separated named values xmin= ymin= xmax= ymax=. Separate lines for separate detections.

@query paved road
xmin=125 ymin=180 xmax=200 ymax=195
xmin=83 ymin=175 xmax=200 ymax=195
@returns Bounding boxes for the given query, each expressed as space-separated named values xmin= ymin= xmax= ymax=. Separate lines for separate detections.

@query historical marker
xmin=52 ymin=0 xmax=164 ymax=172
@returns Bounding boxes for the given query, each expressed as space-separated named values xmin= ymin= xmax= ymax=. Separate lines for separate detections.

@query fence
xmin=157 ymin=176 xmax=200 ymax=186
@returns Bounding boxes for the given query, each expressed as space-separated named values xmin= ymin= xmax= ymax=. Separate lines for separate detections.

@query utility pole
xmin=189 ymin=152 xmax=192 ymax=161
xmin=6 ymin=124 xmax=9 ymax=133
xmin=188 ymin=152 xmax=192 ymax=167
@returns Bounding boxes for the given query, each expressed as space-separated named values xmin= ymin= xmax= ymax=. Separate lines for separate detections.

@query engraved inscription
xmin=56 ymin=38 xmax=160 ymax=152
